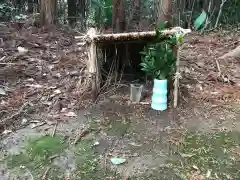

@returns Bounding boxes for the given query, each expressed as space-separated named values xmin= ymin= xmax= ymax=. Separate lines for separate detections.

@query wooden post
xmin=87 ymin=28 xmax=100 ymax=101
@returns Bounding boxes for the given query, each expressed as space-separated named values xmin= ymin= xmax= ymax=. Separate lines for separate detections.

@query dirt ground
xmin=0 ymin=23 xmax=240 ymax=179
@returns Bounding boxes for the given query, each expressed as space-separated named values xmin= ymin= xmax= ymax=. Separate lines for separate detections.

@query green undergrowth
xmin=168 ymin=131 xmax=240 ymax=179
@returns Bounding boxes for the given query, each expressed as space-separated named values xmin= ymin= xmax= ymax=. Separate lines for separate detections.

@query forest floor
xmin=0 ymin=22 xmax=240 ymax=180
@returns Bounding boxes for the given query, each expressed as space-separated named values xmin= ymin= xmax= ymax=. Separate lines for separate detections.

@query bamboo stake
xmin=173 ymin=46 xmax=181 ymax=121
xmin=86 ymin=28 xmax=100 ymax=101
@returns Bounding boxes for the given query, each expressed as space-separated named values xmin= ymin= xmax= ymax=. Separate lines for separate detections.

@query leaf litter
xmin=0 ymin=20 xmax=91 ymax=133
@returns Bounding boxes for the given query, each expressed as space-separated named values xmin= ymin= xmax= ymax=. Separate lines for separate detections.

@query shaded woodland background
xmin=0 ymin=0 xmax=239 ymax=33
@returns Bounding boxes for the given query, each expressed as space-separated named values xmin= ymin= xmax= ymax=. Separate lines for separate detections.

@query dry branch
xmin=75 ymin=29 xmax=184 ymax=43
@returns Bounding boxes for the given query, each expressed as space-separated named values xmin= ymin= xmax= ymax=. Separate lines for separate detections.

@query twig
xmin=31 ymin=122 xmax=46 ymax=129
xmin=51 ymin=121 xmax=58 ymax=137
xmin=215 ymin=59 xmax=221 ymax=77
xmin=0 ymin=62 xmax=16 ymax=65
xmin=73 ymin=126 xmax=90 ymax=145
xmin=0 ymin=56 xmax=6 ymax=61
xmin=224 ymin=40 xmax=240 ymax=47
xmin=215 ymin=0 xmax=228 ymax=28
xmin=49 ymin=154 xmax=59 ymax=162
xmin=0 ymin=102 xmax=29 ymax=126
xmin=42 ymin=167 xmax=51 ymax=180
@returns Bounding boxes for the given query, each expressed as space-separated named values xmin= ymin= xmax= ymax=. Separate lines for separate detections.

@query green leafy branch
xmin=139 ymin=21 xmax=177 ymax=80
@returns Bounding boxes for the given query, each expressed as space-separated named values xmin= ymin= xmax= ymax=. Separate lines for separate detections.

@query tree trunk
xmin=156 ymin=0 xmax=173 ymax=23
xmin=13 ymin=0 xmax=23 ymax=13
xmin=40 ymin=0 xmax=57 ymax=26
xmin=76 ymin=0 xmax=86 ymax=29
xmin=68 ymin=0 xmax=77 ymax=27
xmin=28 ymin=0 xmax=34 ymax=13
xmin=33 ymin=0 xmax=40 ymax=13
xmin=133 ymin=0 xmax=141 ymax=27
xmin=77 ymin=0 xmax=86 ymax=18
xmin=112 ymin=0 xmax=126 ymax=75
xmin=112 ymin=0 xmax=125 ymax=33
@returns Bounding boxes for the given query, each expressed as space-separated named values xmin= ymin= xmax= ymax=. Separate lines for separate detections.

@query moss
xmin=27 ymin=135 xmax=66 ymax=159
xmin=107 ymin=118 xmax=130 ymax=137
xmin=71 ymin=139 xmax=121 ymax=180
xmin=4 ymin=135 xmax=66 ymax=179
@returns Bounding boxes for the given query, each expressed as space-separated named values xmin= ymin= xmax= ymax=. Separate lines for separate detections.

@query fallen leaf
xmin=226 ymin=174 xmax=232 ymax=179
xmin=50 ymin=89 xmax=61 ymax=98
xmin=61 ymin=108 xmax=68 ymax=113
xmin=129 ymin=142 xmax=142 ymax=147
xmin=43 ymin=101 xmax=52 ymax=106
xmin=21 ymin=118 xmax=28 ymax=124
xmin=192 ymin=165 xmax=199 ymax=170
xmin=0 ymin=88 xmax=6 ymax=95
xmin=17 ymin=46 xmax=28 ymax=54
xmin=31 ymin=122 xmax=46 ymax=128
xmin=26 ymin=84 xmax=43 ymax=88
xmin=180 ymin=153 xmax=195 ymax=158
xmin=2 ymin=129 xmax=12 ymax=135
xmin=54 ymin=89 xmax=61 ymax=94
xmin=196 ymin=84 xmax=203 ymax=91
xmin=93 ymin=141 xmax=100 ymax=146
xmin=110 ymin=157 xmax=126 ymax=165
xmin=64 ymin=111 xmax=77 ymax=117
xmin=206 ymin=169 xmax=211 ymax=178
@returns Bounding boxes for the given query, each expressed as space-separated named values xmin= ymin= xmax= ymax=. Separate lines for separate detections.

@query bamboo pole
xmin=75 ymin=29 xmax=183 ymax=43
